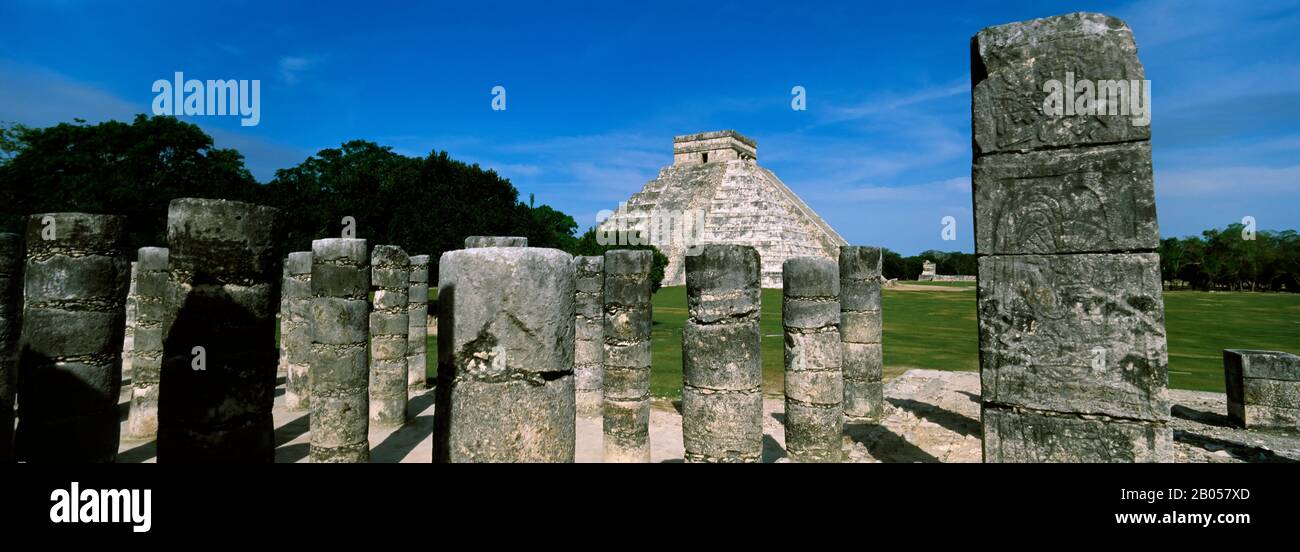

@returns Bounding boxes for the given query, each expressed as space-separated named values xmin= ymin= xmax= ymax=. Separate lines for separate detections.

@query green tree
xmin=569 ymin=226 xmax=668 ymax=293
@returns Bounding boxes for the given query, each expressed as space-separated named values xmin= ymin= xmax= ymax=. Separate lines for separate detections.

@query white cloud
xmin=279 ymin=56 xmax=323 ymax=85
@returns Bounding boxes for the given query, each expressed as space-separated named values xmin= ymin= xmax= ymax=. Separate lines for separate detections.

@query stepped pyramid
xmin=601 ymin=130 xmax=846 ymax=288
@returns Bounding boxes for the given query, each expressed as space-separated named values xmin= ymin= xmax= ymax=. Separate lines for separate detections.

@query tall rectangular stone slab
xmin=782 ymin=257 xmax=843 ymax=463
xmin=839 ymin=246 xmax=884 ymax=422
xmin=283 ymin=251 xmax=312 ymax=411
xmin=434 ymin=247 xmax=575 ymax=463
xmin=0 ymin=233 xmax=23 ymax=462
xmin=157 ymin=199 xmax=279 ymax=463
xmin=125 ymin=247 xmax=169 ymax=440
xmin=15 ymin=214 xmax=129 ymax=463
xmin=309 ymin=238 xmax=370 ymax=463
xmin=573 ymin=255 xmax=604 ymax=418
xmin=682 ymin=245 xmax=762 ymax=463
xmin=369 ymin=245 xmax=410 ymax=428
xmin=602 ymin=250 xmax=652 ymax=463
xmin=407 ymin=254 xmax=429 ymax=389
xmin=1224 ymin=349 xmax=1300 ymax=429
xmin=973 ymin=12 xmax=1169 ymax=463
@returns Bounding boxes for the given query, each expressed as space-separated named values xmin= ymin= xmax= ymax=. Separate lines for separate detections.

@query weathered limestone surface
xmin=682 ymin=244 xmax=762 ymax=462
xmin=464 ymin=236 xmax=527 ymax=248
xmin=406 ymin=254 xmax=429 ymax=389
xmin=602 ymin=250 xmax=652 ymax=462
xmin=972 ymin=12 xmax=1149 ymax=155
xmin=157 ymin=199 xmax=279 ymax=463
xmin=309 ymin=238 xmax=370 ymax=463
xmin=783 ymin=257 xmax=843 ymax=463
xmin=282 ymin=251 xmax=312 ymax=411
xmin=599 ymin=131 xmax=846 ymax=288
xmin=0 ymin=234 xmax=22 ymax=462
xmin=974 ymin=143 xmax=1157 ymax=255
xmin=125 ymin=247 xmax=168 ymax=440
xmin=16 ymin=214 xmax=129 ymax=462
xmin=840 ymin=246 xmax=883 ymax=422
xmin=1224 ymin=349 xmax=1300 ymax=428
xmin=573 ymin=255 xmax=604 ymax=418
xmin=369 ymin=245 xmax=410 ymax=428
xmin=973 ymin=13 xmax=1169 ymax=463
xmin=434 ymin=247 xmax=575 ymax=462
xmin=122 ymin=261 xmax=138 ymax=380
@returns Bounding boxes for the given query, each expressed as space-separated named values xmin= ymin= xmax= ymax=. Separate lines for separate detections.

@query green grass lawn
xmin=420 ymin=283 xmax=1300 ymax=399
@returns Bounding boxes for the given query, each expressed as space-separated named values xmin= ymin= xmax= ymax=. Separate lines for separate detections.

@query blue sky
xmin=2 ymin=0 xmax=1298 ymax=255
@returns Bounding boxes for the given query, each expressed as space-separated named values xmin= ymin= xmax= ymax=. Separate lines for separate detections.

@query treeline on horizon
xmin=1 ymin=116 xmax=1294 ymax=293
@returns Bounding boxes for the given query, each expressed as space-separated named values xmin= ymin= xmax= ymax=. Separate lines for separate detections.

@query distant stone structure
xmin=601 ymin=131 xmax=846 ymax=288
xmin=573 ymin=255 xmax=605 ymax=417
xmin=1224 ymin=349 xmax=1300 ymax=429
xmin=917 ymin=260 xmax=975 ymax=282
xmin=16 ymin=214 xmax=129 ymax=463
xmin=918 ymin=261 xmax=936 ymax=280
xmin=369 ymin=245 xmax=410 ymax=428
xmin=783 ymin=257 xmax=844 ymax=463
xmin=125 ymin=247 xmax=168 ymax=440
xmin=972 ymin=13 xmax=1170 ymax=462
xmin=282 ymin=251 xmax=312 ymax=411
xmin=434 ymin=247 xmax=576 ymax=462
xmin=407 ymin=254 xmax=429 ymax=389
xmin=602 ymin=250 xmax=652 ymax=462
xmin=682 ymin=245 xmax=763 ymax=462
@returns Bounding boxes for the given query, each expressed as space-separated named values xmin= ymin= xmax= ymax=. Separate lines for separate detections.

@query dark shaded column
xmin=602 ymin=250 xmax=652 ymax=463
xmin=370 ymin=245 xmax=410 ymax=428
xmin=157 ymin=199 xmax=279 ymax=463
xmin=434 ymin=247 xmax=575 ymax=462
xmin=782 ymin=257 xmax=843 ymax=463
xmin=972 ymin=12 xmax=1170 ymax=462
xmin=309 ymin=238 xmax=371 ymax=463
xmin=16 ymin=213 xmax=129 ymax=462
xmin=125 ymin=247 xmax=168 ymax=440
xmin=0 ymin=233 xmax=23 ymax=462
xmin=682 ymin=245 xmax=762 ymax=463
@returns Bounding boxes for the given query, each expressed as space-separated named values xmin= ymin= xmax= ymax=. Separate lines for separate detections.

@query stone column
xmin=602 ymin=250 xmax=652 ymax=463
xmin=370 ymin=245 xmax=410 ymax=428
xmin=309 ymin=238 xmax=370 ymax=463
xmin=157 ymin=199 xmax=279 ymax=463
xmin=972 ymin=12 xmax=1170 ymax=462
xmin=283 ymin=251 xmax=312 ymax=411
xmin=1224 ymin=349 xmax=1300 ymax=429
xmin=464 ymin=236 xmax=528 ymax=248
xmin=0 ymin=233 xmax=22 ymax=463
xmin=782 ymin=257 xmax=843 ymax=463
xmin=15 ymin=213 xmax=129 ymax=462
xmin=682 ymin=245 xmax=762 ymax=463
xmin=122 ymin=262 xmax=138 ymax=382
xmin=840 ymin=246 xmax=884 ymax=423
xmin=573 ymin=255 xmax=604 ymax=418
xmin=125 ymin=247 xmax=168 ymax=440
xmin=433 ymin=247 xmax=575 ymax=462
xmin=406 ymin=255 xmax=429 ymax=389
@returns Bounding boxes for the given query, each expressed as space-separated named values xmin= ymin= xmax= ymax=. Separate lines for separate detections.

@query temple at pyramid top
xmin=672 ymin=130 xmax=758 ymax=165
xmin=601 ymin=130 xmax=846 ymax=288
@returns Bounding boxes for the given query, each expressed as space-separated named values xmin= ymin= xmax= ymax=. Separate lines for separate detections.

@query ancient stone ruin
xmin=782 ymin=257 xmax=844 ymax=463
xmin=281 ymin=251 xmax=313 ymax=411
xmin=1224 ymin=349 xmax=1300 ymax=429
xmin=840 ymin=246 xmax=883 ymax=422
xmin=600 ymin=130 xmax=846 ymax=288
xmin=573 ymin=255 xmax=605 ymax=418
xmin=15 ymin=213 xmax=129 ymax=462
xmin=464 ymin=236 xmax=527 ymax=248
xmin=972 ymin=12 xmax=1170 ymax=462
xmin=124 ymin=247 xmax=168 ymax=440
xmin=406 ymin=254 xmax=430 ymax=389
xmin=308 ymin=238 xmax=371 ymax=463
xmin=369 ymin=245 xmax=410 ymax=428
xmin=434 ymin=247 xmax=575 ymax=462
xmin=602 ymin=249 xmax=652 ymax=462
xmin=682 ymin=244 xmax=763 ymax=462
